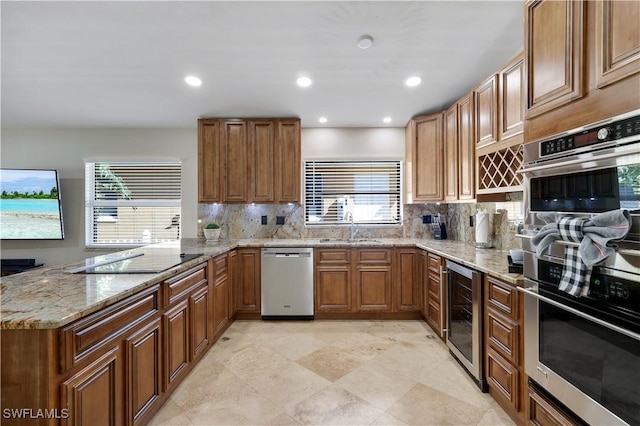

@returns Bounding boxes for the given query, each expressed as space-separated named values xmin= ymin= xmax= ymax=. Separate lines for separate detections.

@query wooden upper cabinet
xmin=198 ymin=119 xmax=221 ymax=203
xmin=198 ymin=117 xmax=301 ymax=204
xmin=221 ymin=120 xmax=249 ymax=203
xmin=594 ymin=0 xmax=640 ymax=89
xmin=498 ymin=53 xmax=525 ymax=142
xmin=525 ymin=0 xmax=585 ymax=118
xmin=457 ymin=92 xmax=475 ymax=201
xmin=406 ymin=112 xmax=444 ymax=203
xmin=444 ymin=92 xmax=475 ymax=202
xmin=444 ymin=104 xmax=459 ymax=202
xmin=277 ymin=119 xmax=301 ymax=203
xmin=475 ymin=74 xmax=498 ymax=148
xmin=249 ymin=120 xmax=276 ymax=203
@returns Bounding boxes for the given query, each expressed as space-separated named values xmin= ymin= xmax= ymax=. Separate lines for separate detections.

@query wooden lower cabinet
xmin=484 ymin=275 xmax=525 ymax=424
xmin=190 ymin=284 xmax=210 ymax=360
xmin=315 ymin=248 xmax=352 ymax=312
xmin=163 ymin=299 xmax=190 ymax=390
xmin=126 ymin=318 xmax=161 ymax=426
xmin=227 ymin=250 xmax=238 ymax=319
xmin=396 ymin=249 xmax=421 ymax=311
xmin=315 ymin=248 xmax=422 ymax=316
xmin=61 ymin=346 xmax=123 ymax=426
xmin=425 ymin=252 xmax=444 ymax=339
xmin=235 ymin=248 xmax=261 ymax=314
xmin=354 ymin=265 xmax=393 ymax=311
xmin=211 ymin=253 xmax=230 ymax=338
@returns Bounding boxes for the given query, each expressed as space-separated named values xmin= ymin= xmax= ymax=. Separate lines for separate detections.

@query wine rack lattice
xmin=478 ymin=144 xmax=523 ymax=191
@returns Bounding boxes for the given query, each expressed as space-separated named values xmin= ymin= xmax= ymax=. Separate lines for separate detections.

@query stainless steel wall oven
xmin=520 ymin=109 xmax=640 ymax=425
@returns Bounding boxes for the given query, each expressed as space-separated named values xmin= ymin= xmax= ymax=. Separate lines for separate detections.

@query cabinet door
xmin=249 ymin=120 xmax=276 ymax=202
xmin=213 ymin=271 xmax=229 ymax=337
xmin=163 ymin=299 xmax=189 ymax=390
xmin=525 ymin=0 xmax=584 ymax=118
xmin=396 ymin=249 xmax=421 ymax=312
xmin=475 ymin=75 xmax=498 ymax=148
xmin=444 ymin=104 xmax=459 ymax=202
xmin=412 ymin=113 xmax=444 ymax=202
xmin=277 ymin=119 xmax=301 ymax=203
xmin=190 ymin=284 xmax=210 ymax=360
xmin=236 ymin=248 xmax=261 ymax=312
xmin=498 ymin=54 xmax=525 ymax=141
xmin=595 ymin=0 xmax=640 ymax=89
xmin=61 ymin=346 xmax=123 ymax=426
xmin=228 ymin=250 xmax=238 ymax=319
xmin=315 ymin=266 xmax=352 ymax=312
xmin=487 ymin=347 xmax=520 ymax=411
xmin=354 ymin=265 xmax=393 ymax=312
xmin=198 ymin=119 xmax=221 ymax=203
xmin=421 ymin=251 xmax=429 ymax=319
xmin=457 ymin=92 xmax=475 ymax=200
xmin=126 ymin=319 xmax=161 ymax=426
xmin=221 ymin=120 xmax=249 ymax=202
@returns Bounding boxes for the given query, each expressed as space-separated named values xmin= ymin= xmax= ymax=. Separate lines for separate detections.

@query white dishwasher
xmin=261 ymin=247 xmax=314 ymax=320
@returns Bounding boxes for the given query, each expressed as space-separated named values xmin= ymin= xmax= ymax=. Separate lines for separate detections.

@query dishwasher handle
xmin=263 ymin=252 xmax=311 ymax=258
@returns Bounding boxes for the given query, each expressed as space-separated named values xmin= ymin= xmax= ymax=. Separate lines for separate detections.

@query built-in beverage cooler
xmin=446 ymin=260 xmax=487 ymax=391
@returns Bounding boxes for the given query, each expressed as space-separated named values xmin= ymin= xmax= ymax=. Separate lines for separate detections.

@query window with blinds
xmin=85 ymin=161 xmax=181 ymax=248
xmin=304 ymin=161 xmax=402 ymax=226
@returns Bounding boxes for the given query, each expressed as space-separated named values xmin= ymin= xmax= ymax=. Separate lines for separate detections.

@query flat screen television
xmin=0 ymin=169 xmax=65 ymax=240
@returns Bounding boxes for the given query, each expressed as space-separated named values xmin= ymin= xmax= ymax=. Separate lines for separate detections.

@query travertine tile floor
xmin=149 ymin=320 xmax=515 ymax=425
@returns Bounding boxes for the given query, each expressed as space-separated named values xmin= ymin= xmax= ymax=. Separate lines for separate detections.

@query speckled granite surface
xmin=1 ymin=238 xmax=522 ymax=330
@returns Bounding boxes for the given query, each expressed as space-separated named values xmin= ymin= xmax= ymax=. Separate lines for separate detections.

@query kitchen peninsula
xmin=1 ymin=238 xmax=523 ymax=425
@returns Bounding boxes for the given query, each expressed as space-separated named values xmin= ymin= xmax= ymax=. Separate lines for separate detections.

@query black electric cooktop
xmin=70 ymin=251 xmax=203 ymax=274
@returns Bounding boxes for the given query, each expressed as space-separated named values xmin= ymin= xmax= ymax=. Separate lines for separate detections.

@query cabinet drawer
xmin=528 ymin=385 xmax=577 ymax=426
xmin=316 ymin=249 xmax=350 ymax=265
xmin=61 ymin=284 xmax=160 ymax=372
xmin=486 ymin=276 xmax=518 ymax=319
xmin=356 ymin=249 xmax=392 ymax=264
xmin=165 ymin=263 xmax=207 ymax=304
xmin=487 ymin=347 xmax=520 ymax=411
xmin=487 ymin=308 xmax=520 ymax=365
xmin=428 ymin=272 xmax=441 ymax=301
xmin=213 ymin=254 xmax=227 ymax=276
xmin=427 ymin=253 xmax=441 ymax=274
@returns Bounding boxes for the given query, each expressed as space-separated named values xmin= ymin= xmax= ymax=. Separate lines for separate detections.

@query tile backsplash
xmin=198 ymin=201 xmax=521 ymax=250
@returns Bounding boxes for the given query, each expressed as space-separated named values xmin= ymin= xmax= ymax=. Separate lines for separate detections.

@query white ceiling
xmin=1 ymin=1 xmax=524 ymax=129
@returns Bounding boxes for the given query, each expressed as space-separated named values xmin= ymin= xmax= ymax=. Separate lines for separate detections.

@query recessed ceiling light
xmin=184 ymin=75 xmax=202 ymax=87
xmin=357 ymin=35 xmax=374 ymax=49
xmin=296 ymin=76 xmax=312 ymax=87
xmin=318 ymin=117 xmax=328 ymax=124
xmin=405 ymin=76 xmax=422 ymax=87
xmin=383 ymin=117 xmax=392 ymax=124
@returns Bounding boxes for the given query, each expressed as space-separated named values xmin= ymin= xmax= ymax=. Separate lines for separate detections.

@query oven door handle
xmin=517 ymin=286 xmax=640 ymax=342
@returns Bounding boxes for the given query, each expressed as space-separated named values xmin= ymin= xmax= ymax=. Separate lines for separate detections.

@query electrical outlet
xmin=422 ymin=215 xmax=432 ymax=224
xmin=261 ymin=215 xmax=268 ymax=225
xmin=469 ymin=215 xmax=474 ymax=227
xmin=276 ymin=216 xmax=285 ymax=225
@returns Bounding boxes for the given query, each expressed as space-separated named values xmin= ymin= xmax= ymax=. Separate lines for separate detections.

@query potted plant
xmin=203 ymin=223 xmax=221 ymax=240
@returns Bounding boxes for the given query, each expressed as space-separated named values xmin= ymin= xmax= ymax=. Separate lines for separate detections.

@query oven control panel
xmin=540 ymin=114 xmax=640 ymax=157
xmin=538 ymin=260 xmax=639 ymax=315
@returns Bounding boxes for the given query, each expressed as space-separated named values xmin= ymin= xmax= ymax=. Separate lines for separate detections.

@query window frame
xmin=303 ymin=160 xmax=403 ymax=227
xmin=84 ymin=159 xmax=182 ymax=249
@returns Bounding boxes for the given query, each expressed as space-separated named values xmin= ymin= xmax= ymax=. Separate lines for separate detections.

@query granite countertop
xmin=1 ymin=238 xmax=522 ymax=330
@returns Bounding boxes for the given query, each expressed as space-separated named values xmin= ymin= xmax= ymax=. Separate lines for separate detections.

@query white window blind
xmin=85 ymin=161 xmax=181 ymax=248
xmin=305 ymin=161 xmax=402 ymax=225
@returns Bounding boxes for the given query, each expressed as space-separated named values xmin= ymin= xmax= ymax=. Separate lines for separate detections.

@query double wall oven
xmin=520 ymin=110 xmax=640 ymax=425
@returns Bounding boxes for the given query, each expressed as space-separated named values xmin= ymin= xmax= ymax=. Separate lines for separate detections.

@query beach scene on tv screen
xmin=0 ymin=169 xmax=63 ymax=239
